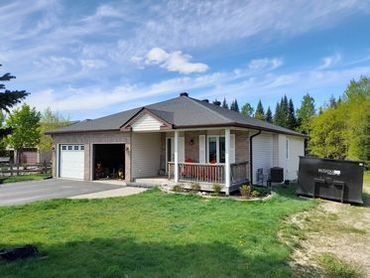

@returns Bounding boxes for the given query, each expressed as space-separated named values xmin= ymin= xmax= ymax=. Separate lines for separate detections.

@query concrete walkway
xmin=69 ymin=186 xmax=147 ymax=199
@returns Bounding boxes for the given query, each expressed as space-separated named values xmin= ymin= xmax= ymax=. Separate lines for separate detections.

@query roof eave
xmin=174 ymin=122 xmax=307 ymax=138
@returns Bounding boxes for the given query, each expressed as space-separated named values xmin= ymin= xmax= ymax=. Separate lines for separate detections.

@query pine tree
xmin=297 ymin=93 xmax=316 ymax=134
xmin=0 ymin=65 xmax=28 ymax=112
xmin=254 ymin=100 xmax=265 ymax=120
xmin=287 ymin=98 xmax=298 ymax=130
xmin=0 ymin=64 xmax=29 ymax=138
xmin=265 ymin=106 xmax=273 ymax=123
xmin=230 ymin=99 xmax=240 ymax=112
xmin=274 ymin=102 xmax=283 ymax=126
xmin=222 ymin=98 xmax=228 ymax=109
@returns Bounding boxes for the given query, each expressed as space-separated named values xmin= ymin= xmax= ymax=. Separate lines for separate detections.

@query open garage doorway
xmin=93 ymin=144 xmax=125 ymax=180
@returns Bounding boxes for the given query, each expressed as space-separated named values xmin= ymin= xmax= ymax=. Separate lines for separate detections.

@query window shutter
xmin=178 ymin=137 xmax=185 ymax=162
xmin=230 ymin=134 xmax=235 ymax=163
xmin=199 ymin=135 xmax=206 ymax=163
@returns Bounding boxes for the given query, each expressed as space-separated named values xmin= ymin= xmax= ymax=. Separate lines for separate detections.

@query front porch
xmin=167 ymin=161 xmax=249 ymax=193
xmin=130 ymin=127 xmax=251 ymax=194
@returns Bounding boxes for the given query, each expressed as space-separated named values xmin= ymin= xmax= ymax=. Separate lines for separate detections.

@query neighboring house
xmin=47 ymin=93 xmax=305 ymax=194
xmin=4 ymin=121 xmax=79 ymax=165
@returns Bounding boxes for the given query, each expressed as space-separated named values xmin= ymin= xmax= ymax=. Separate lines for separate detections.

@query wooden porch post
xmin=225 ymin=128 xmax=231 ymax=195
xmin=174 ymin=130 xmax=179 ymax=182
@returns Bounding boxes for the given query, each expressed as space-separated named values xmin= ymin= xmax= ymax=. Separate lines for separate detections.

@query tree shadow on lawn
xmin=0 ymin=236 xmax=314 ymax=278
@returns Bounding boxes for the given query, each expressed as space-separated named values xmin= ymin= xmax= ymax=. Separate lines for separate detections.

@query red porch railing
xmin=168 ymin=161 xmax=249 ymax=185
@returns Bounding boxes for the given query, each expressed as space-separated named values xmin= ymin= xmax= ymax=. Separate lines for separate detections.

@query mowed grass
xmin=0 ymin=187 xmax=316 ymax=278
xmin=1 ymin=174 xmax=51 ymax=184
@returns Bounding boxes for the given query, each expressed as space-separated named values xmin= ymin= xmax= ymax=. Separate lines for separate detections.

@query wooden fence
xmin=0 ymin=163 xmax=52 ymax=177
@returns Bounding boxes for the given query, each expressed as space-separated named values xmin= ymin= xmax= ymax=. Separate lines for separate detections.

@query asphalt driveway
xmin=0 ymin=179 xmax=124 ymax=206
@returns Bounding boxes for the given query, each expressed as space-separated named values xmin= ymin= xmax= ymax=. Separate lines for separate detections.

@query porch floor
xmin=130 ymin=176 xmax=176 ymax=187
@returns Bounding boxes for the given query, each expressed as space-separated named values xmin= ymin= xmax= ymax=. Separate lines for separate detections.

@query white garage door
xmin=252 ymin=134 xmax=274 ymax=185
xmin=59 ymin=145 xmax=85 ymax=180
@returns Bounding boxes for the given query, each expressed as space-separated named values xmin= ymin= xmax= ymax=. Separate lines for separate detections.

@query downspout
xmin=249 ymin=130 xmax=262 ymax=185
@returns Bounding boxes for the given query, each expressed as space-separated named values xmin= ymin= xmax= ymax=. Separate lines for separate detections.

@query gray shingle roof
xmin=48 ymin=95 xmax=305 ymax=137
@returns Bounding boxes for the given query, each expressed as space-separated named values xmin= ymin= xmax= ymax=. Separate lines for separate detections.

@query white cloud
xmin=27 ymin=62 xmax=370 ymax=114
xmin=138 ymin=47 xmax=209 ymax=74
xmin=95 ymin=4 xmax=123 ymax=18
xmin=80 ymin=59 xmax=107 ymax=70
xmin=318 ymin=53 xmax=342 ymax=69
xmin=248 ymin=58 xmax=283 ymax=71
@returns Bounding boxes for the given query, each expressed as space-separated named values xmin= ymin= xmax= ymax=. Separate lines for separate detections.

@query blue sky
xmin=1 ymin=0 xmax=370 ymax=120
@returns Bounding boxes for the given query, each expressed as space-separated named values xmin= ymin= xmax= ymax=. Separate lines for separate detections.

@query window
xmin=286 ymin=139 xmax=289 ymax=159
xmin=68 ymin=146 xmax=73 ymax=151
xmin=80 ymin=145 xmax=84 ymax=151
xmin=62 ymin=146 xmax=67 ymax=150
xmin=207 ymin=136 xmax=225 ymax=163
xmin=74 ymin=145 xmax=79 ymax=150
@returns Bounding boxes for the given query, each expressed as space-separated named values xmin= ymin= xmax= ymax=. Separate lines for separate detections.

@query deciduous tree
xmin=241 ymin=103 xmax=254 ymax=116
xmin=6 ymin=104 xmax=41 ymax=163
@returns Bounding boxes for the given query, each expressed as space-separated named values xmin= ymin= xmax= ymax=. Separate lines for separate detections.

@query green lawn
xmin=0 ymin=187 xmax=316 ymax=278
xmin=1 ymin=174 xmax=51 ymax=184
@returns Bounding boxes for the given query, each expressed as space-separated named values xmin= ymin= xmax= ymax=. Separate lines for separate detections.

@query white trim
xmin=199 ymin=135 xmax=206 ymax=163
xmin=56 ymin=143 xmax=60 ymax=178
xmin=225 ymin=128 xmax=231 ymax=193
xmin=286 ymin=138 xmax=289 ymax=159
xmin=174 ymin=131 xmax=179 ymax=182
xmin=206 ymin=135 xmax=226 ymax=164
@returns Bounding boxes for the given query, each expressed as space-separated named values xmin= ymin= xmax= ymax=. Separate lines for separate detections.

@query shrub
xmin=212 ymin=184 xmax=222 ymax=196
xmin=172 ymin=185 xmax=183 ymax=192
xmin=251 ymin=190 xmax=260 ymax=198
xmin=191 ymin=182 xmax=201 ymax=192
xmin=240 ymin=185 xmax=252 ymax=199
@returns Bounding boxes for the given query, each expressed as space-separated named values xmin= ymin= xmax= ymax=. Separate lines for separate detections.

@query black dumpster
xmin=297 ymin=156 xmax=364 ymax=204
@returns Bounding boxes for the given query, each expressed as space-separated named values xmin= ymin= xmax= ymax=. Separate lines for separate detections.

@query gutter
xmin=249 ymin=130 xmax=262 ymax=185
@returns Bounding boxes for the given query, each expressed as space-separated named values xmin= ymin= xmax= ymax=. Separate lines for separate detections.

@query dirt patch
xmin=283 ymin=185 xmax=370 ymax=277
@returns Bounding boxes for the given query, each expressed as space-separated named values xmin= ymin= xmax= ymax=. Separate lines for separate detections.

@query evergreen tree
xmin=274 ymin=97 xmax=288 ymax=127
xmin=241 ymin=103 xmax=254 ymax=116
xmin=222 ymin=98 xmax=228 ymax=109
xmin=297 ymin=93 xmax=316 ymax=134
xmin=287 ymin=98 xmax=298 ymax=130
xmin=230 ymin=99 xmax=240 ymax=112
xmin=0 ymin=65 xmax=28 ymax=112
xmin=254 ymin=100 xmax=265 ymax=120
xmin=0 ymin=64 xmax=28 ymax=138
xmin=265 ymin=106 xmax=273 ymax=123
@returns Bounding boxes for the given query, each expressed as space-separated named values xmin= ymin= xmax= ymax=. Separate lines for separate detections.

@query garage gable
xmin=121 ymin=108 xmax=172 ymax=132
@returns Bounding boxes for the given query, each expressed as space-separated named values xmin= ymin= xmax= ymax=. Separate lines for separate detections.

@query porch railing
xmin=230 ymin=161 xmax=249 ymax=185
xmin=168 ymin=162 xmax=225 ymax=184
xmin=168 ymin=161 xmax=249 ymax=185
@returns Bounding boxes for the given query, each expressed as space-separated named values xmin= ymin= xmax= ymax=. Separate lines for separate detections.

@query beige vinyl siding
xmin=132 ymin=132 xmax=161 ymax=178
xmin=252 ymin=133 xmax=274 ymax=184
xmin=285 ymin=136 xmax=304 ymax=180
xmin=272 ymin=134 xmax=304 ymax=181
xmin=132 ymin=114 xmax=163 ymax=131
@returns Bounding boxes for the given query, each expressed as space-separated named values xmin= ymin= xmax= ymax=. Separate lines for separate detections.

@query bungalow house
xmin=48 ymin=93 xmax=305 ymax=194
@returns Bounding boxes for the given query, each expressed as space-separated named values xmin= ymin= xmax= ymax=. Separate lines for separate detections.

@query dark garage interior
xmin=93 ymin=144 xmax=125 ymax=180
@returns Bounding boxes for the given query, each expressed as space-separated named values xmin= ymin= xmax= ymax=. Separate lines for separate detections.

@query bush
xmin=240 ymin=185 xmax=252 ymax=199
xmin=251 ymin=190 xmax=260 ymax=198
xmin=212 ymin=184 xmax=222 ymax=196
xmin=191 ymin=182 xmax=201 ymax=192
xmin=172 ymin=185 xmax=183 ymax=192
